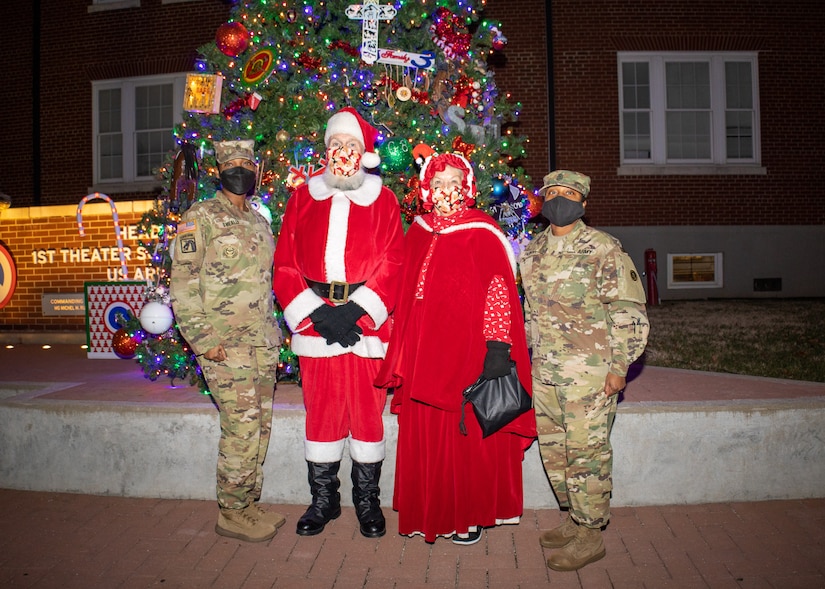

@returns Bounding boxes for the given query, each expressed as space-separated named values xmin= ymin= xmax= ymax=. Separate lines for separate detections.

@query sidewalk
xmin=1 ymin=344 xmax=825 ymax=588
xmin=1 ymin=490 xmax=824 ymax=588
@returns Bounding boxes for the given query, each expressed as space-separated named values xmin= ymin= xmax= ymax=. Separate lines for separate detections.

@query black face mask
xmin=541 ymin=197 xmax=585 ymax=227
xmin=219 ymin=167 xmax=257 ymax=196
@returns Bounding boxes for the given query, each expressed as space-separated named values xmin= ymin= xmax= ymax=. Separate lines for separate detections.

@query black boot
xmin=296 ymin=461 xmax=342 ymax=536
xmin=351 ymin=461 xmax=386 ymax=538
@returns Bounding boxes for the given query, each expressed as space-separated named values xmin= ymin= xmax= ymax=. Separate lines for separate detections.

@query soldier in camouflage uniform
xmin=520 ymin=170 xmax=649 ymax=571
xmin=170 ymin=140 xmax=285 ymax=543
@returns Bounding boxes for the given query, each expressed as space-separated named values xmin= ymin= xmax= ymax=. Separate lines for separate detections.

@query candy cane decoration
xmin=77 ymin=193 xmax=129 ymax=280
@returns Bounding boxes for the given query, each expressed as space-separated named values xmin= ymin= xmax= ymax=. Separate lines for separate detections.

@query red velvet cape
xmin=377 ymin=209 xmax=535 ymax=439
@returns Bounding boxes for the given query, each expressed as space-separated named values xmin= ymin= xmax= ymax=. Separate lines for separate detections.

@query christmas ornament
xmin=77 ymin=193 xmax=128 ymax=280
xmin=139 ymin=301 xmax=174 ymax=335
xmin=215 ymin=22 xmax=250 ymax=57
xmin=491 ymin=26 xmax=508 ymax=51
xmin=396 ymin=86 xmax=412 ymax=101
xmin=171 ymin=143 xmax=199 ymax=210
xmin=346 ymin=0 xmax=398 ymax=65
xmin=492 ymin=177 xmax=508 ymax=198
xmin=286 ymin=9 xmax=297 ymax=23
xmin=247 ymin=92 xmax=263 ymax=110
xmin=359 ymin=84 xmax=380 ymax=107
xmin=242 ymin=48 xmax=276 ymax=87
xmin=451 ymin=136 xmax=476 ymax=160
xmin=377 ymin=49 xmax=436 ymax=70
xmin=222 ymin=94 xmax=250 ymax=118
xmin=379 ymin=138 xmax=412 ymax=172
xmin=527 ymin=192 xmax=544 ymax=218
xmin=489 ymin=185 xmax=527 ymax=227
xmin=297 ymin=52 xmax=322 ymax=70
xmin=112 ymin=328 xmax=138 ymax=359
xmin=430 ymin=7 xmax=471 ymax=59
xmin=276 ymin=130 xmax=290 ymax=143
xmin=250 ymin=196 xmax=273 ymax=224
xmin=183 ymin=73 xmax=223 ymax=114
xmin=329 ymin=40 xmax=360 ymax=57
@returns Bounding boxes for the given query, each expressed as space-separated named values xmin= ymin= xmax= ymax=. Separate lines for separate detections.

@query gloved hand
xmin=309 ymin=304 xmax=339 ymax=344
xmin=310 ymin=302 xmax=367 ymax=346
xmin=482 ymin=340 xmax=512 ymax=379
xmin=327 ymin=302 xmax=367 ymax=347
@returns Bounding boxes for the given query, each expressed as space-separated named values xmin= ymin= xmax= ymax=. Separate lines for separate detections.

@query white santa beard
xmin=323 ymin=166 xmax=366 ymax=191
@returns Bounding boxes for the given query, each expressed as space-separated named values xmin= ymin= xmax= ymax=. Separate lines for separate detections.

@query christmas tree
xmin=129 ymin=0 xmax=535 ymax=391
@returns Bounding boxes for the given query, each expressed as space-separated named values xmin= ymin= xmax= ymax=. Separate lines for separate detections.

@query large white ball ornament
xmin=139 ymin=301 xmax=174 ymax=335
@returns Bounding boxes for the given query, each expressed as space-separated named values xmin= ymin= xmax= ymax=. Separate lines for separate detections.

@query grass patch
xmin=642 ymin=298 xmax=825 ymax=382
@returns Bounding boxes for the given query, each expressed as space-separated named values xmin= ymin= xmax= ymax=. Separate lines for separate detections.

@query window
xmin=92 ymin=74 xmax=186 ymax=191
xmin=88 ymin=0 xmax=141 ymax=12
xmin=667 ymin=253 xmax=724 ymax=289
xmin=618 ymin=52 xmax=762 ymax=175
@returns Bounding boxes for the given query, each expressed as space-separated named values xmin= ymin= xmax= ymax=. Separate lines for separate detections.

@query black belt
xmin=306 ymin=279 xmax=365 ymax=303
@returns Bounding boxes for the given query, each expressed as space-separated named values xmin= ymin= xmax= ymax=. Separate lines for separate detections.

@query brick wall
xmin=0 ymin=0 xmax=229 ymax=208
xmin=549 ymin=0 xmax=825 ymax=227
xmin=0 ymin=201 xmax=156 ymax=330
xmin=484 ymin=0 xmax=551 ymax=184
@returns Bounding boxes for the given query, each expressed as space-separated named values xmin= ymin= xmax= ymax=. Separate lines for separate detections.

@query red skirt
xmin=393 ymin=395 xmax=526 ymax=542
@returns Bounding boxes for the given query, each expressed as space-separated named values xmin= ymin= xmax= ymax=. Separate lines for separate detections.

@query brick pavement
xmin=1 ymin=490 xmax=824 ymax=588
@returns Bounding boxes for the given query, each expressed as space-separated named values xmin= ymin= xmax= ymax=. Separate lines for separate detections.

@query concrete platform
xmin=1 ymin=344 xmax=824 ymax=509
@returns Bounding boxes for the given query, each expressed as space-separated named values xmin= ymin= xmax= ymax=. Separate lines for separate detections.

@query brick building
xmin=545 ymin=0 xmax=824 ymax=299
xmin=0 ymin=0 xmax=823 ymax=338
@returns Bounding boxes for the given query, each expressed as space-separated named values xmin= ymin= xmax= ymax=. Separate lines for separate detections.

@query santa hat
xmin=324 ymin=107 xmax=381 ymax=169
xmin=419 ymin=151 xmax=477 ymax=209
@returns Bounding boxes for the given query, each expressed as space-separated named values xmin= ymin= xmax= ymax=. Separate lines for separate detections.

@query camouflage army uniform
xmin=520 ymin=219 xmax=649 ymax=528
xmin=170 ymin=191 xmax=281 ymax=510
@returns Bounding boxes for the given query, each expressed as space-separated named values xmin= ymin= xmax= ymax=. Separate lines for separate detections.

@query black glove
xmin=309 ymin=304 xmax=339 ymax=344
xmin=482 ymin=341 xmax=512 ymax=379
xmin=327 ymin=302 xmax=367 ymax=347
xmin=311 ymin=302 xmax=367 ymax=347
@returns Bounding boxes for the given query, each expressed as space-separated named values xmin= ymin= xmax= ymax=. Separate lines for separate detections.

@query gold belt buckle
xmin=328 ymin=281 xmax=349 ymax=303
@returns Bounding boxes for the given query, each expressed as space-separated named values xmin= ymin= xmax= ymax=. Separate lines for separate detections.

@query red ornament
xmin=112 ymin=328 xmax=138 ymax=359
xmin=527 ymin=192 xmax=544 ymax=218
xmin=451 ymin=136 xmax=476 ymax=159
xmin=216 ymin=22 xmax=250 ymax=57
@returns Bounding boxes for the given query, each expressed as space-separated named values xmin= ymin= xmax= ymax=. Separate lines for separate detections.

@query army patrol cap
xmin=214 ymin=139 xmax=255 ymax=164
xmin=539 ymin=170 xmax=591 ymax=199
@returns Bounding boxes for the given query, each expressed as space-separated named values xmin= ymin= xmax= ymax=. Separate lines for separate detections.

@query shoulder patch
xmin=178 ymin=220 xmax=197 ymax=234
xmin=179 ymin=234 xmax=197 ymax=254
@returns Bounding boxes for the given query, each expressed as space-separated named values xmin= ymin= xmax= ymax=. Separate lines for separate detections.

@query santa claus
xmin=273 ymin=107 xmax=404 ymax=538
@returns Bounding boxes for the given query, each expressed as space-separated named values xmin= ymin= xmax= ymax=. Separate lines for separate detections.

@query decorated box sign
xmin=183 ymin=73 xmax=223 ymax=114
xmin=84 ymin=281 xmax=145 ymax=359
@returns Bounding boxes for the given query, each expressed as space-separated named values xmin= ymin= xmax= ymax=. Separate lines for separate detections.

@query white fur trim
xmin=308 ymin=174 xmax=382 ymax=206
xmin=325 ymin=110 xmax=363 ymax=147
xmin=348 ymin=286 xmax=388 ymax=329
xmin=325 ymin=194 xmax=350 ymax=282
xmin=360 ymin=151 xmax=380 ymax=169
xmin=291 ymin=333 xmax=388 ymax=358
xmin=305 ymin=439 xmax=346 ymax=462
xmin=283 ymin=288 xmax=325 ymax=332
xmin=349 ymin=438 xmax=386 ymax=463
xmin=413 ymin=217 xmax=517 ymax=278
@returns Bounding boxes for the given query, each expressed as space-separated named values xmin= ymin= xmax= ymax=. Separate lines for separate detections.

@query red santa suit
xmin=273 ymin=171 xmax=404 ymax=464
xmin=376 ymin=206 xmax=536 ymax=542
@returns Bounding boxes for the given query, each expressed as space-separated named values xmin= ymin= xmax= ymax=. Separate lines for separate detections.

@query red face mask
xmin=326 ymin=144 xmax=362 ymax=177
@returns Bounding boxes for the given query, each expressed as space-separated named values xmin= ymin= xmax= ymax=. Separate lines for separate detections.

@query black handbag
xmin=459 ymin=362 xmax=532 ymax=438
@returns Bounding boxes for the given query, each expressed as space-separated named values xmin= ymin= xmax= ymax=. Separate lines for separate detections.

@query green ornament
xmin=379 ymin=138 xmax=412 ymax=172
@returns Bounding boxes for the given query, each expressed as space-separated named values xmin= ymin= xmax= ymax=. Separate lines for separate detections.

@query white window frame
xmin=91 ymin=74 xmax=186 ymax=193
xmin=667 ymin=252 xmax=724 ymax=289
xmin=88 ymin=0 xmax=140 ymax=13
xmin=617 ymin=52 xmax=765 ymax=176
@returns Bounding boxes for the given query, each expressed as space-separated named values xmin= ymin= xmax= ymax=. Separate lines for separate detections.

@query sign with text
xmin=42 ymin=293 xmax=85 ymax=316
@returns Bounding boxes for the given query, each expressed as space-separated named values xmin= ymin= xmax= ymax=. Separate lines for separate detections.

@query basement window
xmin=667 ymin=253 xmax=723 ymax=289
